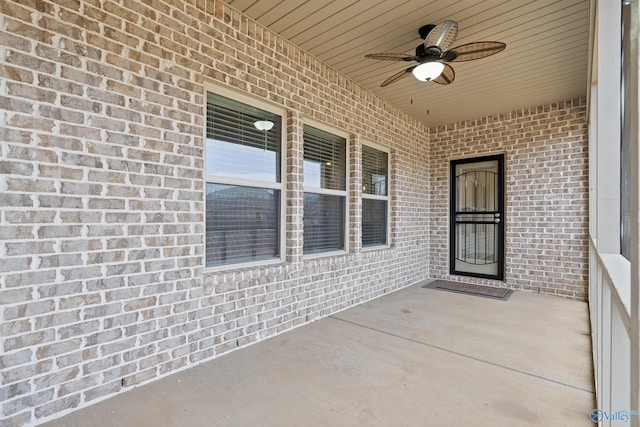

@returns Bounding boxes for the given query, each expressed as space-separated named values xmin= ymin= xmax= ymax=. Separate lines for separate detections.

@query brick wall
xmin=0 ymin=0 xmax=589 ymax=424
xmin=0 ymin=0 xmax=432 ymax=425
xmin=428 ymin=98 xmax=589 ymax=300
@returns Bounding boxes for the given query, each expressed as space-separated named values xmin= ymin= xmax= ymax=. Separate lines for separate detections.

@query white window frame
xmin=302 ymin=119 xmax=350 ymax=258
xmin=204 ymin=83 xmax=286 ymax=271
xmin=361 ymin=140 xmax=391 ymax=250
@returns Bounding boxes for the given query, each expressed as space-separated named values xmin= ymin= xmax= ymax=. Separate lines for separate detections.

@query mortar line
xmin=329 ymin=315 xmax=594 ymax=395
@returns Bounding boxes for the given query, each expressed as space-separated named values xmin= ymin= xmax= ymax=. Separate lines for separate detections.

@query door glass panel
xmin=453 ymin=160 xmax=500 ymax=277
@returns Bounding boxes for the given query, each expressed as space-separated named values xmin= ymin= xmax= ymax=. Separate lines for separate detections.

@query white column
xmin=594 ymin=0 xmax=622 ymax=253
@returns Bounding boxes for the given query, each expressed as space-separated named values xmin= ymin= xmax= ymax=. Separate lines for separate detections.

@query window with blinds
xmin=362 ymin=144 xmax=389 ymax=247
xmin=303 ymin=125 xmax=347 ymax=254
xmin=205 ymin=91 xmax=283 ymax=268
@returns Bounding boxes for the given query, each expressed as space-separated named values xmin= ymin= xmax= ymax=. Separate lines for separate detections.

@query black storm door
xmin=450 ymin=155 xmax=505 ymax=280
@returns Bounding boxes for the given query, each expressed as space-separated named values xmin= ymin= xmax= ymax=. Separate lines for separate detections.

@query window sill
xmin=361 ymin=244 xmax=390 ymax=252
xmin=204 ymin=257 xmax=284 ymax=274
xmin=303 ymin=250 xmax=348 ymax=260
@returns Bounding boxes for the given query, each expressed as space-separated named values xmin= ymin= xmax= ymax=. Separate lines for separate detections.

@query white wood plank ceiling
xmin=222 ymin=0 xmax=589 ymax=127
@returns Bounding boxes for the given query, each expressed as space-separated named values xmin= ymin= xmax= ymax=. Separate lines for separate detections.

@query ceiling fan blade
xmin=381 ymin=67 xmax=414 ymax=87
xmin=365 ymin=53 xmax=417 ymax=61
xmin=443 ymin=42 xmax=506 ymax=62
xmin=424 ymin=20 xmax=458 ymax=51
xmin=432 ymin=63 xmax=455 ymax=85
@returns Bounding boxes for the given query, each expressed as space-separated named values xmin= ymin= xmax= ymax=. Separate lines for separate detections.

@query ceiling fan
xmin=364 ymin=20 xmax=506 ymax=87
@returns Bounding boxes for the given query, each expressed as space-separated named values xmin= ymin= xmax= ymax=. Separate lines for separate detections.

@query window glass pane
xmin=303 ymin=193 xmax=345 ymax=254
xmin=303 ymin=125 xmax=346 ymax=190
xmin=362 ymin=199 xmax=387 ymax=246
xmin=621 ymin=2 xmax=631 ymax=260
xmin=362 ymin=145 xmax=388 ymax=196
xmin=206 ymin=183 xmax=279 ymax=267
xmin=206 ymin=92 xmax=281 ymax=182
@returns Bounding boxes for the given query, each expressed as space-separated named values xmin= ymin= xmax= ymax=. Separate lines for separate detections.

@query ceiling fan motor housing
xmin=415 ymin=44 xmax=442 ymax=62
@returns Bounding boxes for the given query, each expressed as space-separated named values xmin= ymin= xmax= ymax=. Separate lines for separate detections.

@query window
xmin=303 ymin=124 xmax=347 ymax=254
xmin=205 ymin=91 xmax=283 ymax=268
xmin=620 ymin=1 xmax=632 ymax=260
xmin=362 ymin=144 xmax=389 ymax=247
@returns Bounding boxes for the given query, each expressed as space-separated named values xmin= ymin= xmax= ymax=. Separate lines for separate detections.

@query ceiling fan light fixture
xmin=365 ymin=21 xmax=505 ymax=88
xmin=253 ymin=120 xmax=274 ymax=131
xmin=412 ymin=62 xmax=445 ymax=82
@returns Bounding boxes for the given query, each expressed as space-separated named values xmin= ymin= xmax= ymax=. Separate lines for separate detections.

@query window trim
xmin=204 ymin=83 xmax=287 ymax=271
xmin=302 ymin=119 xmax=350 ymax=258
xmin=361 ymin=140 xmax=391 ymax=251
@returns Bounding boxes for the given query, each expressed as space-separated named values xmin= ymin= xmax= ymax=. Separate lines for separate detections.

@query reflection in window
xmin=303 ymin=160 xmax=322 ymax=188
xmin=206 ymin=184 xmax=279 ymax=266
xmin=370 ymin=173 xmax=386 ymax=196
xmin=362 ymin=199 xmax=387 ymax=246
xmin=206 ymin=92 xmax=281 ymax=183
xmin=303 ymin=125 xmax=346 ymax=190
xmin=303 ymin=125 xmax=347 ymax=254
xmin=362 ymin=145 xmax=388 ymax=196
xmin=205 ymin=91 xmax=282 ymax=267
xmin=206 ymin=140 xmax=277 ymax=182
xmin=362 ymin=145 xmax=389 ymax=247
xmin=303 ymin=193 xmax=345 ymax=254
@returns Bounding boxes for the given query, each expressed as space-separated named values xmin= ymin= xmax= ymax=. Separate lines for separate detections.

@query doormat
xmin=422 ymin=280 xmax=513 ymax=300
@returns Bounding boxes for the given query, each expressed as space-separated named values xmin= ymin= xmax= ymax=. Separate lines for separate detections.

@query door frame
xmin=449 ymin=154 xmax=505 ymax=281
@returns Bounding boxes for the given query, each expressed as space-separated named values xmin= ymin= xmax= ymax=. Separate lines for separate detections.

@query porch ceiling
xmin=222 ymin=0 xmax=590 ymax=127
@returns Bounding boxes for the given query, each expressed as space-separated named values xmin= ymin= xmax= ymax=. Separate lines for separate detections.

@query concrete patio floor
xmin=43 ymin=281 xmax=595 ymax=427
